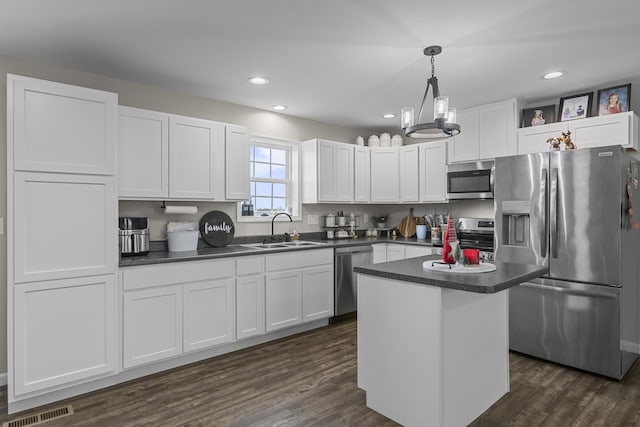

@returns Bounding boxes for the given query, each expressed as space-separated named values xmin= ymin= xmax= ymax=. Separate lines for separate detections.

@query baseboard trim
xmin=622 ymin=340 xmax=640 ymax=354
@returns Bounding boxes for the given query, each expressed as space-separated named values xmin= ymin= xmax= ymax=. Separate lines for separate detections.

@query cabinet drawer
xmin=121 ymin=259 xmax=234 ymax=291
xmin=266 ymin=248 xmax=333 ymax=272
xmin=236 ymin=256 xmax=264 ymax=276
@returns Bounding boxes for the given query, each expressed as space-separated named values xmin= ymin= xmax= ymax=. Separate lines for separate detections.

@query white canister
xmin=325 ymin=214 xmax=336 ymax=227
xmin=326 ymin=230 xmax=335 ymax=239
xmin=337 ymin=216 xmax=347 ymax=226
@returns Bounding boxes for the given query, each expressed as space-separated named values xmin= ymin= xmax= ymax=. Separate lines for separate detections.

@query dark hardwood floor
xmin=1 ymin=319 xmax=640 ymax=426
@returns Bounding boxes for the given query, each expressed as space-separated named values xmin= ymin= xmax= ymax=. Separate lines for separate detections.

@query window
xmin=237 ymin=136 xmax=300 ymax=221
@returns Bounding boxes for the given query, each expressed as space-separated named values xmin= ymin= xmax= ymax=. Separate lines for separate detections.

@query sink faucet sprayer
xmin=270 ymin=212 xmax=293 ymax=243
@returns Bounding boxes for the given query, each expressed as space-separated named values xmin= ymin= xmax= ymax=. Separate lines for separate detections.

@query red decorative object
xmin=441 ymin=214 xmax=457 ymax=264
xmin=463 ymin=248 xmax=480 ymax=264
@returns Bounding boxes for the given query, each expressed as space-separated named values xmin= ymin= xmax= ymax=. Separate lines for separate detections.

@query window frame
xmin=236 ymin=135 xmax=301 ymax=223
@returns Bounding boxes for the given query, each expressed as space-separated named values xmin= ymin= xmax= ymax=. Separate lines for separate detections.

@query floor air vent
xmin=3 ymin=405 xmax=74 ymax=427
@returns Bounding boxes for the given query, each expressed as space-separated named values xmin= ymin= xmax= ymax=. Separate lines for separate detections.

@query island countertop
xmin=354 ymin=255 xmax=548 ymax=294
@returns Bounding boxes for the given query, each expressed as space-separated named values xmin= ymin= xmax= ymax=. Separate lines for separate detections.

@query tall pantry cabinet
xmin=7 ymin=75 xmax=118 ymax=409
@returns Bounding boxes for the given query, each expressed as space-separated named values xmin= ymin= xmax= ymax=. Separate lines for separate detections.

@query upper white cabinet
xmin=118 ymin=107 xmax=169 ymax=198
xmin=448 ymin=98 xmax=518 ymax=163
xmin=8 ymin=74 xmax=117 ymax=175
xmin=118 ymin=106 xmax=249 ymax=200
xmin=399 ymin=145 xmax=420 ymax=202
xmin=302 ymin=139 xmax=354 ymax=203
xmin=370 ymin=148 xmax=400 ymax=203
xmin=170 ymin=115 xmax=225 ymax=200
xmin=517 ymin=111 xmax=639 ymax=154
xmin=354 ymin=146 xmax=371 ymax=202
xmin=419 ymin=140 xmax=448 ymax=202
xmin=225 ymin=124 xmax=250 ymax=200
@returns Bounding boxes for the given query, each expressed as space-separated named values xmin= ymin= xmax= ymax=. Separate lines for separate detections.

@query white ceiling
xmin=2 ymin=0 xmax=640 ymax=134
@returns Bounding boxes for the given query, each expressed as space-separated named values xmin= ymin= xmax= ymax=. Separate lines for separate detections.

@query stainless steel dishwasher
xmin=334 ymin=245 xmax=373 ymax=317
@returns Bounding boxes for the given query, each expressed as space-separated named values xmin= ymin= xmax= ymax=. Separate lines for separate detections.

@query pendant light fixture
xmin=401 ymin=46 xmax=461 ymax=139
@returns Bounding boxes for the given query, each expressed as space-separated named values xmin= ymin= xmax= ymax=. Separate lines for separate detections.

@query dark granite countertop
xmin=354 ymin=255 xmax=548 ymax=294
xmin=119 ymin=236 xmax=438 ymax=267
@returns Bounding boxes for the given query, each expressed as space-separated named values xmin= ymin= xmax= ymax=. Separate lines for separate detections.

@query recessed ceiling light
xmin=272 ymin=105 xmax=287 ymax=111
xmin=383 ymin=113 xmax=396 ymax=119
xmin=543 ymin=71 xmax=564 ymax=80
xmin=248 ymin=76 xmax=269 ymax=85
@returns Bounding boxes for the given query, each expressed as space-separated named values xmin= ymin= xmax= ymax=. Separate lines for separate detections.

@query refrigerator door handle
xmin=521 ymin=282 xmax=618 ymax=299
xmin=550 ymin=167 xmax=559 ymax=258
xmin=541 ymin=169 xmax=548 ymax=258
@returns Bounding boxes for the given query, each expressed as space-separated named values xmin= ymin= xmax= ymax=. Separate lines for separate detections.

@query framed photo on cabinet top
xmin=558 ymin=92 xmax=593 ymax=122
xmin=597 ymin=84 xmax=631 ymax=116
xmin=521 ymin=105 xmax=556 ymax=128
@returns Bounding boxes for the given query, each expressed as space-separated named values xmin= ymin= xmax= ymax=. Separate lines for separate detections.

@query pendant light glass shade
xmin=401 ymin=46 xmax=461 ymax=139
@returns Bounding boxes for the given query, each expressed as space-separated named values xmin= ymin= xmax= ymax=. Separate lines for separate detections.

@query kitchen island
xmin=354 ymin=256 xmax=547 ymax=427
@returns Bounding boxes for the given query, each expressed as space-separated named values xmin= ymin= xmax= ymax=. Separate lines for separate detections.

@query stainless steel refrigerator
xmin=495 ymin=146 xmax=640 ymax=379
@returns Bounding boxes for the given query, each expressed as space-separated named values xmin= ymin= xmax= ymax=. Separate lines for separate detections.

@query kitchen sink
xmin=241 ymin=241 xmax=328 ymax=250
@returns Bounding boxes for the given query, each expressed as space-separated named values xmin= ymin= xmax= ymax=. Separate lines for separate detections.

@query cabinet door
xmin=13 ymin=275 xmax=116 ymax=395
xmin=370 ymin=148 xmax=399 ymax=203
xmin=386 ymin=245 xmax=406 ymax=261
xmin=419 ymin=141 xmax=448 ymax=202
xmin=184 ymin=278 xmax=235 ymax=352
xmin=317 ymin=140 xmax=336 ymax=201
xmin=8 ymin=74 xmax=116 ymax=175
xmin=516 ymin=122 xmax=566 ymax=154
xmin=335 ymin=143 xmax=354 ymax=202
xmin=354 ymin=146 xmax=371 ymax=202
xmin=225 ymin=124 xmax=250 ymax=200
xmin=448 ymin=108 xmax=479 ymax=163
xmin=169 ymin=115 xmax=225 ymax=199
xmin=236 ymin=274 xmax=266 ymax=340
xmin=569 ymin=112 xmax=633 ymax=149
xmin=118 ymin=106 xmax=169 ymax=198
xmin=400 ymin=145 xmax=420 ymax=202
xmin=123 ymin=286 xmax=183 ymax=368
xmin=265 ymin=270 xmax=302 ymax=332
xmin=479 ymin=99 xmax=517 ymax=159
xmin=404 ymin=245 xmax=435 ymax=259
xmin=13 ymin=172 xmax=116 ymax=283
xmin=302 ymin=265 xmax=334 ymax=322
xmin=372 ymin=244 xmax=387 ymax=264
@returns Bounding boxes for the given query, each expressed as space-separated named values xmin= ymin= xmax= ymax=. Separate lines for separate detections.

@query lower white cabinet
xmin=123 ymin=285 xmax=183 ymax=369
xmin=372 ymin=244 xmax=387 ymax=264
xmin=404 ymin=245 xmax=435 ymax=259
xmin=265 ymin=249 xmax=334 ymax=332
xmin=302 ymin=266 xmax=334 ymax=322
xmin=386 ymin=245 xmax=406 ymax=261
xmin=236 ymin=256 xmax=266 ymax=340
xmin=13 ymin=276 xmax=117 ymax=396
xmin=373 ymin=244 xmax=435 ymax=264
xmin=266 ymin=270 xmax=303 ymax=332
xmin=184 ymin=279 xmax=234 ymax=352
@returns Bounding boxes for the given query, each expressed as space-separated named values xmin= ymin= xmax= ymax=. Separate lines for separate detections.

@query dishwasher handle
xmin=335 ymin=245 xmax=374 ymax=254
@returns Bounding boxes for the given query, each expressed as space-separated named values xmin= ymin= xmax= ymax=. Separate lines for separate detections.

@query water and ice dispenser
xmin=500 ymin=201 xmax=531 ymax=248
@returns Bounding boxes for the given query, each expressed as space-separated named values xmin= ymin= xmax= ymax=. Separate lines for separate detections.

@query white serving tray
xmin=423 ymin=261 xmax=496 ymax=274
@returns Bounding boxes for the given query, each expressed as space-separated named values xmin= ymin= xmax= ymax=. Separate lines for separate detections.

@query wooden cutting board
xmin=399 ymin=207 xmax=417 ymax=237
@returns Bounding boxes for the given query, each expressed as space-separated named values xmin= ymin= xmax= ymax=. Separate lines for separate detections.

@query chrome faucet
xmin=271 ymin=212 xmax=293 ymax=242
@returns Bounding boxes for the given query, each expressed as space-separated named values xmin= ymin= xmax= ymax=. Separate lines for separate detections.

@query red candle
xmin=463 ymin=248 xmax=480 ymax=264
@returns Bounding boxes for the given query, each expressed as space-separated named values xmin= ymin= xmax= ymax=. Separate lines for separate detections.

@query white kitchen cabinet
xmin=123 ymin=285 xmax=183 ymax=369
xmin=8 ymin=74 xmax=116 ymax=175
xmin=370 ymin=148 xmax=400 ymax=203
xmin=386 ymin=245 xmax=406 ymax=261
xmin=372 ymin=244 xmax=387 ymax=264
xmin=517 ymin=111 xmax=639 ymax=154
xmin=13 ymin=276 xmax=116 ymax=396
xmin=265 ymin=270 xmax=303 ymax=332
xmin=118 ymin=106 xmax=169 ymax=198
xmin=449 ymin=99 xmax=517 ymax=163
xmin=225 ymin=124 xmax=250 ymax=200
xmin=404 ymin=245 xmax=435 ymax=259
xmin=13 ymin=172 xmax=116 ymax=284
xmin=302 ymin=139 xmax=354 ymax=203
xmin=419 ymin=140 xmax=448 ymax=202
xmin=399 ymin=145 xmax=420 ymax=202
xmin=302 ymin=265 xmax=334 ymax=322
xmin=236 ymin=256 xmax=265 ymax=340
xmin=183 ymin=278 xmax=235 ymax=352
xmin=354 ymin=145 xmax=371 ymax=202
xmin=169 ymin=115 xmax=225 ymax=200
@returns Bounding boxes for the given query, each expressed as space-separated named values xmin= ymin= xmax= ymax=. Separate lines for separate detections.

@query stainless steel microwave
xmin=446 ymin=160 xmax=494 ymax=200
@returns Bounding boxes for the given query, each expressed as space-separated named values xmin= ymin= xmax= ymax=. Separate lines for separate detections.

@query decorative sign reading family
xmin=199 ymin=210 xmax=235 ymax=247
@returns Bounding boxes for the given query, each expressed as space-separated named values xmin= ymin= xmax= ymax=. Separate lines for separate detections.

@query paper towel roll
xmin=163 ymin=205 xmax=198 ymax=215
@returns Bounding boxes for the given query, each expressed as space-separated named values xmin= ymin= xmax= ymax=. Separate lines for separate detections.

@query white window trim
xmin=236 ymin=135 xmax=302 ymax=223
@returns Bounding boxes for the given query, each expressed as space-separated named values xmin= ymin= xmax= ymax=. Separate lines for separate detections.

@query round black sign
xmin=199 ymin=211 xmax=235 ymax=247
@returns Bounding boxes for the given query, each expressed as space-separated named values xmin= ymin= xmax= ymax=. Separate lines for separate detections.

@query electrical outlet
xmin=307 ymin=214 xmax=319 ymax=225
